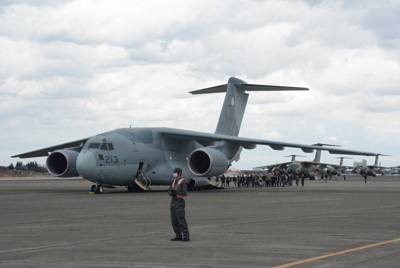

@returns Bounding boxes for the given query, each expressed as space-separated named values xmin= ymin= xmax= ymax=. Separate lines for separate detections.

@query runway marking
xmin=273 ymin=237 xmax=400 ymax=268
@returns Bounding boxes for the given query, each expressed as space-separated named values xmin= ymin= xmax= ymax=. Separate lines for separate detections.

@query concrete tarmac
xmin=0 ymin=176 xmax=399 ymax=267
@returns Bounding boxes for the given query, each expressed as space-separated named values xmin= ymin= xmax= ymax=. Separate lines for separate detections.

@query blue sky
xmin=1 ymin=0 xmax=399 ymax=169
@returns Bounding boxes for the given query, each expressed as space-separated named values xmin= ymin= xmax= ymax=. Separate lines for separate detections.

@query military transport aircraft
xmin=352 ymin=154 xmax=388 ymax=178
xmin=253 ymin=144 xmax=380 ymax=180
xmin=12 ymin=77 xmax=378 ymax=193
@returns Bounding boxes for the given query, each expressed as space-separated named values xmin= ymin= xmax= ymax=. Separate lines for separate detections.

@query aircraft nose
xmin=76 ymin=151 xmax=97 ymax=178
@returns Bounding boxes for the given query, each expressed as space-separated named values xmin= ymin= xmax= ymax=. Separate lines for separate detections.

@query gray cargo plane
xmin=12 ymin=77 xmax=378 ymax=193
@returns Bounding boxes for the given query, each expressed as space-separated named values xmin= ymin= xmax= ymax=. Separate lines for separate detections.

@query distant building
xmin=353 ymin=159 xmax=367 ymax=167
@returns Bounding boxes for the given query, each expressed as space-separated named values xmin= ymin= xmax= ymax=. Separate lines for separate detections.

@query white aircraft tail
xmin=190 ymin=77 xmax=308 ymax=136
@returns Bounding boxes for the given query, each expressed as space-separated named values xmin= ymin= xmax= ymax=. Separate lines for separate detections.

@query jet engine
xmin=46 ymin=149 xmax=80 ymax=177
xmin=188 ymin=148 xmax=229 ymax=177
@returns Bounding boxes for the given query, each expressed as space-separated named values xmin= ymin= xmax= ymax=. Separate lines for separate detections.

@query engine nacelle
xmin=188 ymin=148 xmax=229 ymax=177
xmin=46 ymin=149 xmax=80 ymax=177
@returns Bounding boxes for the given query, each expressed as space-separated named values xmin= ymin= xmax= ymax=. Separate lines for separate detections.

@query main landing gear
xmin=90 ymin=184 xmax=104 ymax=194
xmin=126 ymin=184 xmax=144 ymax=192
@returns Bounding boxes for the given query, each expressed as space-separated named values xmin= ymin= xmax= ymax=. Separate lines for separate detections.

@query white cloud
xmin=1 ymin=0 xmax=399 ymax=169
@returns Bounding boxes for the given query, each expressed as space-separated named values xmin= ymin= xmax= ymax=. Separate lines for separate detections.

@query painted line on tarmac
xmin=273 ymin=237 xmax=400 ymax=268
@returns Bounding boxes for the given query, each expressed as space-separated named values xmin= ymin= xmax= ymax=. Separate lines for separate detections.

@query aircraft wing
xmin=324 ymin=163 xmax=352 ymax=169
xmin=12 ymin=127 xmax=379 ymax=159
xmin=160 ymin=128 xmax=378 ymax=156
xmin=12 ymin=138 xmax=89 ymax=158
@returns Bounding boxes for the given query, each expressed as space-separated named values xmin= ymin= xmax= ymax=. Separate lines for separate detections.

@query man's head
xmin=173 ymin=167 xmax=182 ymax=177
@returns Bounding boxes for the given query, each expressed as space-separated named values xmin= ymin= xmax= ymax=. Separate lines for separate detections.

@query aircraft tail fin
xmin=334 ymin=156 xmax=353 ymax=166
xmin=373 ymin=154 xmax=389 ymax=167
xmin=190 ymin=77 xmax=308 ymax=136
xmin=311 ymin=143 xmax=340 ymax=163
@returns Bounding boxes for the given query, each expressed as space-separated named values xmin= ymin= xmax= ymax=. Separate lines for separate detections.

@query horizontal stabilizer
xmin=190 ymin=77 xmax=309 ymax=137
xmin=242 ymin=84 xmax=309 ymax=92
xmin=190 ymin=84 xmax=227 ymax=94
xmin=190 ymin=83 xmax=308 ymax=95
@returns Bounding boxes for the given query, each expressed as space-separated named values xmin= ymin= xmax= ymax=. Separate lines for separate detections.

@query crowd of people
xmin=214 ymin=173 xmax=306 ymax=188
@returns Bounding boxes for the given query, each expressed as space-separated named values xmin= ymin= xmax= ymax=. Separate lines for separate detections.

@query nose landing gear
xmin=90 ymin=184 xmax=104 ymax=194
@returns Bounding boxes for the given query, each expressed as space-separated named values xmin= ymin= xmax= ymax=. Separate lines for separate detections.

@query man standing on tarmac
xmin=168 ymin=167 xmax=190 ymax=242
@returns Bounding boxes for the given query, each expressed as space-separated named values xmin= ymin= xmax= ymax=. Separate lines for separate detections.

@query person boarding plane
xmin=12 ymin=77 xmax=379 ymax=193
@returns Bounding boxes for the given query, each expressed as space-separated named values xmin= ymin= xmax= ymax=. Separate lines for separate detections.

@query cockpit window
xmin=100 ymin=142 xmax=114 ymax=151
xmin=88 ymin=143 xmax=100 ymax=149
xmin=88 ymin=141 xmax=114 ymax=151
xmin=100 ymin=143 xmax=108 ymax=150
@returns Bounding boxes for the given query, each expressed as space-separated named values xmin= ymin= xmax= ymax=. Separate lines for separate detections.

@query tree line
xmin=6 ymin=161 xmax=47 ymax=172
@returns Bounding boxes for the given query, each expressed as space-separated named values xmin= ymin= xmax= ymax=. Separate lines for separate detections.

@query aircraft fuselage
xmin=73 ymin=128 xmax=196 ymax=186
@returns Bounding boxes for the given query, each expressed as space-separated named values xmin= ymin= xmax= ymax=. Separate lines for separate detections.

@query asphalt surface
xmin=0 ymin=176 xmax=399 ymax=268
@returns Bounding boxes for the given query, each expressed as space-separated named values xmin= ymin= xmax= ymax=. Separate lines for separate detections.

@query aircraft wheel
xmin=90 ymin=185 xmax=96 ymax=192
xmin=96 ymin=186 xmax=104 ymax=194
xmin=127 ymin=185 xmax=134 ymax=192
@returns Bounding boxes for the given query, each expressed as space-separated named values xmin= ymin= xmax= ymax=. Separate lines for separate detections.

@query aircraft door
xmin=135 ymin=162 xmax=145 ymax=178
xmin=133 ymin=162 xmax=151 ymax=189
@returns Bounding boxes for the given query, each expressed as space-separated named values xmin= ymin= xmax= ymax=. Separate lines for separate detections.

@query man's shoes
xmin=182 ymin=237 xmax=190 ymax=242
xmin=170 ymin=237 xmax=182 ymax=241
